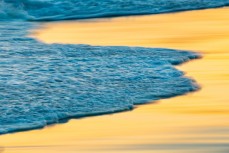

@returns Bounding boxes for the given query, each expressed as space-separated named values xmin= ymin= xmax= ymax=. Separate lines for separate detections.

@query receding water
xmin=1 ymin=0 xmax=228 ymax=134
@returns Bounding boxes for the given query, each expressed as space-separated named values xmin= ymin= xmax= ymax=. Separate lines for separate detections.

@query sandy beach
xmin=1 ymin=7 xmax=229 ymax=153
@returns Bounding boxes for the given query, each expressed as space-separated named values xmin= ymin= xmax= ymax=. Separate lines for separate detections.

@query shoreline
xmin=1 ymin=7 xmax=229 ymax=153
xmin=33 ymin=8 xmax=229 ymax=53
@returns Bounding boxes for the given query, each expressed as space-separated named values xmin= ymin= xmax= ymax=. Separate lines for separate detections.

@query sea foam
xmin=0 ymin=22 xmax=200 ymax=134
xmin=2 ymin=0 xmax=225 ymax=134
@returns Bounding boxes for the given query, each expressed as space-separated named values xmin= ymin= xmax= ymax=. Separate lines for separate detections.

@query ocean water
xmin=0 ymin=0 xmax=229 ymax=21
xmin=1 ymin=0 xmax=228 ymax=134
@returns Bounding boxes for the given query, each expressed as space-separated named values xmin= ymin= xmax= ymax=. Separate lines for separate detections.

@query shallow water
xmin=3 ymin=0 xmax=226 ymax=134
xmin=0 ymin=21 xmax=201 ymax=134
xmin=0 ymin=1 xmax=227 ymax=149
xmin=1 ymin=7 xmax=227 ymax=153
xmin=10 ymin=0 xmax=229 ymax=134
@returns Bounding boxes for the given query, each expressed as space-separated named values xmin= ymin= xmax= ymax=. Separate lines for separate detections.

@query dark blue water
xmin=1 ymin=0 xmax=227 ymax=134
xmin=0 ymin=0 xmax=229 ymax=21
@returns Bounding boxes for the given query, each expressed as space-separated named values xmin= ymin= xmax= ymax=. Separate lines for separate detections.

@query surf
xmin=2 ymin=0 xmax=228 ymax=134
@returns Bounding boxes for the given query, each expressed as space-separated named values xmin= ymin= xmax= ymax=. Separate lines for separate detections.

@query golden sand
xmin=1 ymin=8 xmax=229 ymax=153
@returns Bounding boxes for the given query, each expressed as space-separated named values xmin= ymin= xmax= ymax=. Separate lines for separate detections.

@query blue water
xmin=0 ymin=0 xmax=229 ymax=21
xmin=1 ymin=0 xmax=228 ymax=134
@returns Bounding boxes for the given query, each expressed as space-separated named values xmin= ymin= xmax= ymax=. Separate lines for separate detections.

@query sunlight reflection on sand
xmin=1 ymin=7 xmax=229 ymax=153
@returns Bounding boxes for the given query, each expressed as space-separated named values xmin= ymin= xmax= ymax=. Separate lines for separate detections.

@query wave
xmin=0 ymin=0 xmax=210 ymax=134
xmin=0 ymin=0 xmax=229 ymax=21
xmin=0 ymin=22 xmax=201 ymax=134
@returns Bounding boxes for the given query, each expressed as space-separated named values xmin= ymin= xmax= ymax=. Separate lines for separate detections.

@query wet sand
xmin=1 ymin=8 xmax=229 ymax=153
